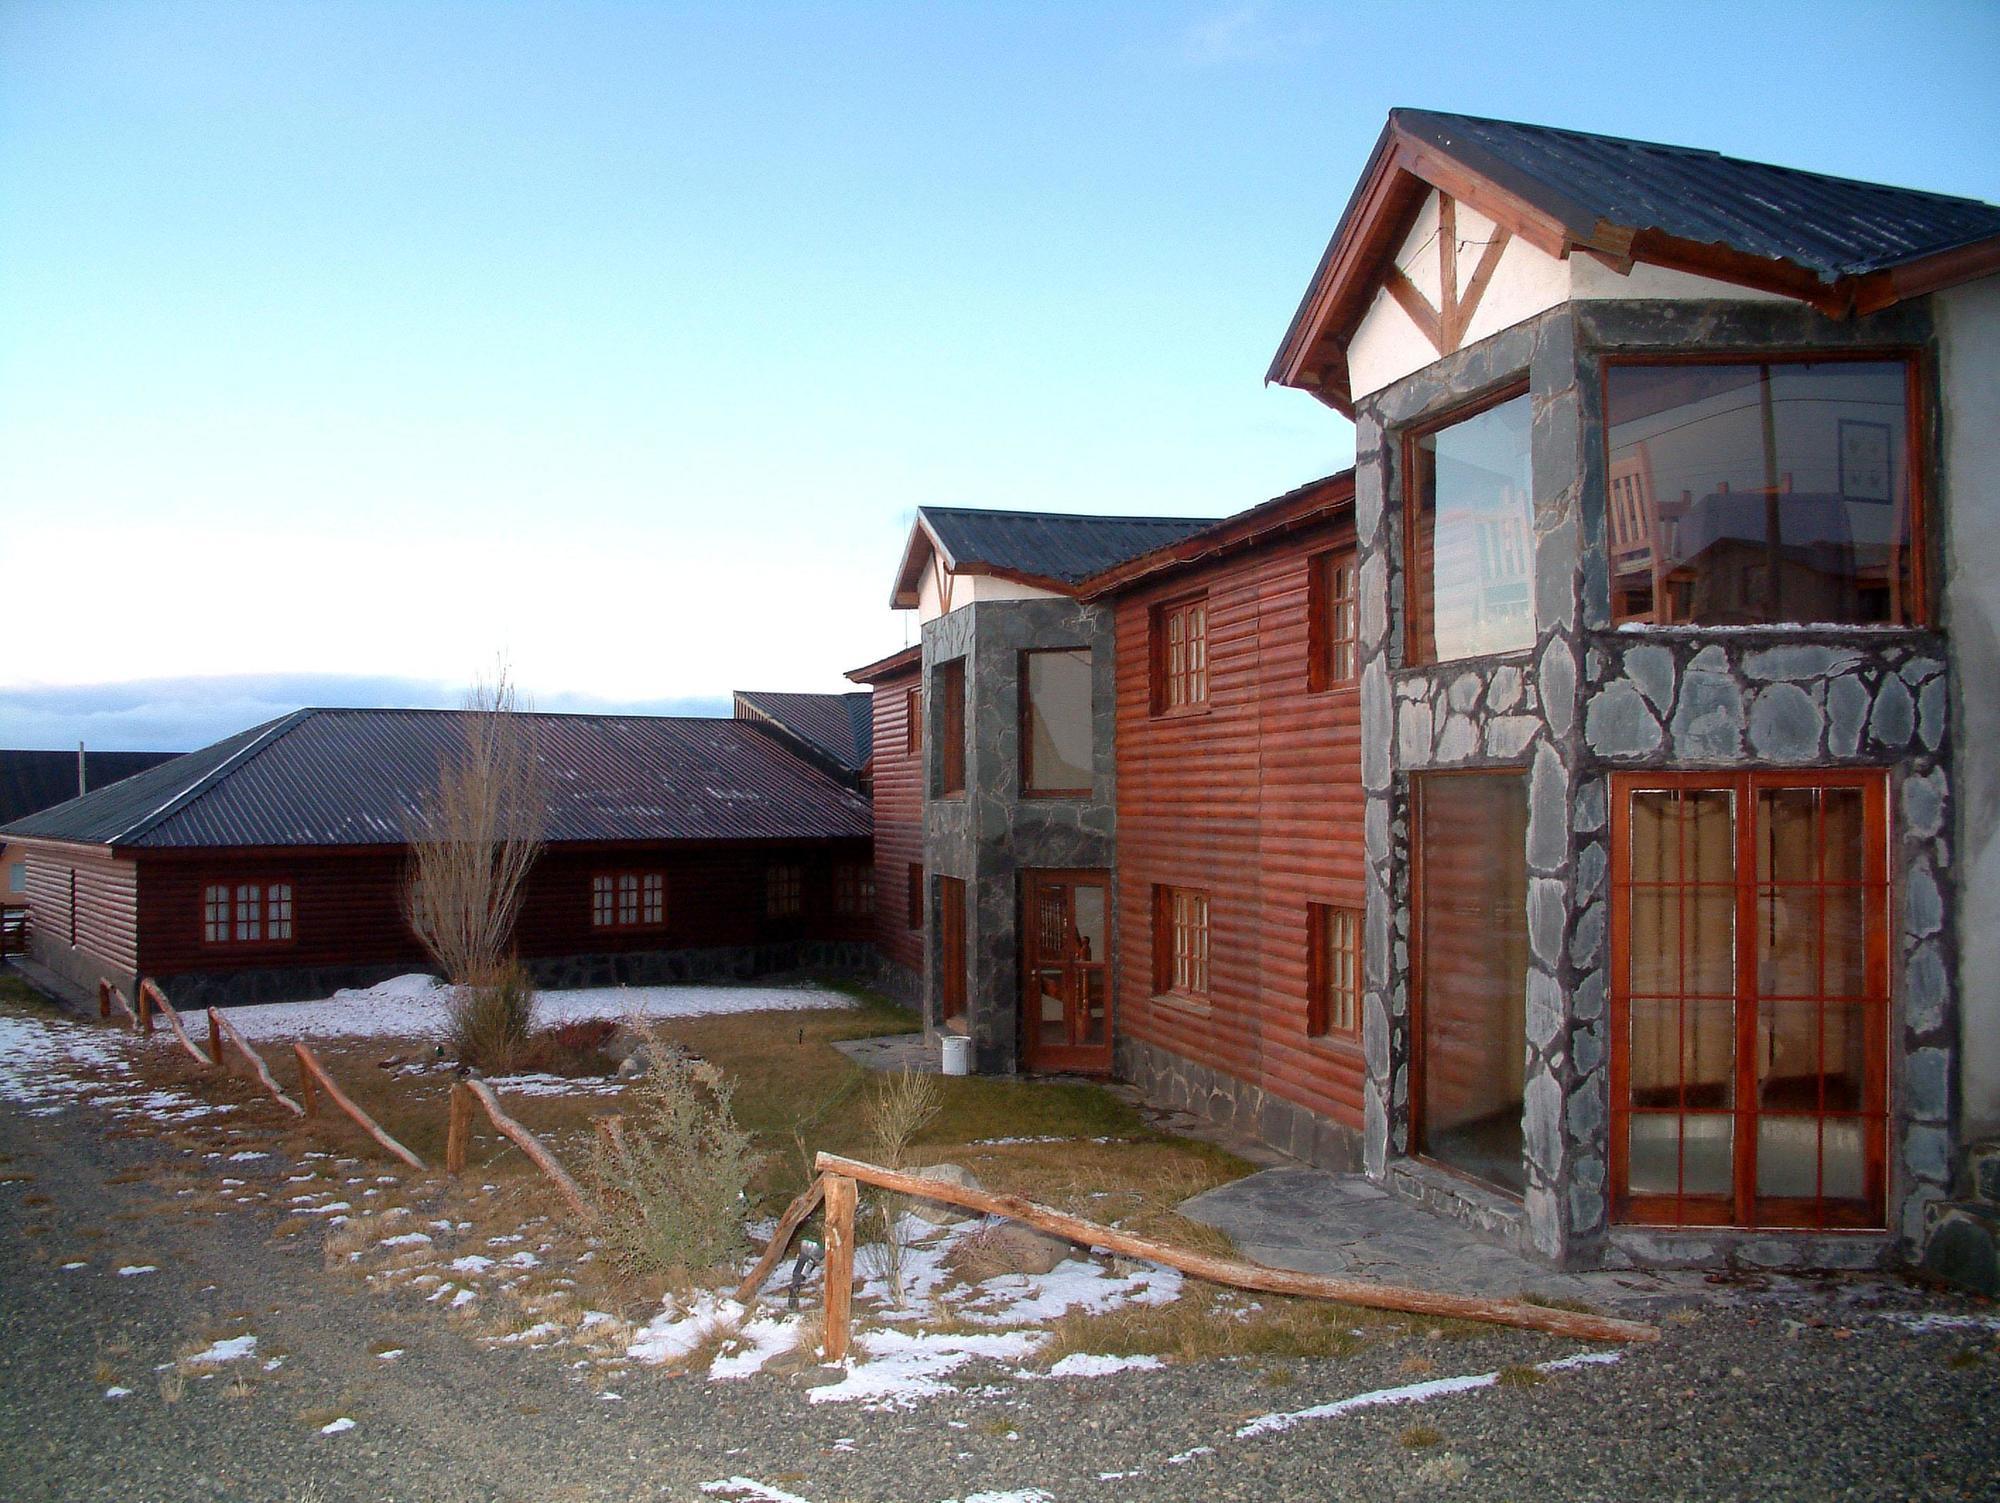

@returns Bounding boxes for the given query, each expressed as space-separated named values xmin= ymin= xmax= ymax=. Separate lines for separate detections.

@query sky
xmin=3 ymin=1 xmax=1997 ymax=751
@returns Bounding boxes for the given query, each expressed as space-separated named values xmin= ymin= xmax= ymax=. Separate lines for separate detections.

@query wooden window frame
xmin=935 ymin=659 xmax=967 ymax=798
xmin=905 ymin=685 xmax=922 ymax=756
xmin=833 ymin=863 xmax=874 ymax=917
xmin=590 ymin=870 xmax=667 ymax=932
xmin=1151 ymin=883 xmax=1211 ymax=1001
xmin=1608 ymin=768 xmax=1891 ymax=1232
xmin=764 ymin=863 xmax=805 ymax=920
xmin=1400 ymin=379 xmax=1532 ymax=668
xmin=1149 ymin=595 xmax=1210 ymax=716
xmin=907 ymin=863 xmax=924 ymax=930
xmin=938 ymin=874 xmax=968 ymax=1021
xmin=1306 ymin=901 xmax=1362 ymax=1041
xmin=1019 ymin=647 xmax=1094 ymax=798
xmin=200 ymin=879 xmax=297 ymax=950
xmin=1306 ymin=546 xmax=1360 ymax=692
xmin=1598 ymin=349 xmax=1929 ymax=630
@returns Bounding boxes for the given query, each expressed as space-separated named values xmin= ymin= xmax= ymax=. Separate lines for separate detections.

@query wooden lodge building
xmin=2 ymin=706 xmax=873 ymax=1007
xmin=854 ymin=111 xmax=2000 ymax=1286
xmin=7 ymin=110 xmax=1999 ymax=1288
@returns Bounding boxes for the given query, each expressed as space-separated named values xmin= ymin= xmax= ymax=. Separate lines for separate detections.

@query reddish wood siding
xmin=1113 ymin=516 xmax=1367 ymax=1131
xmin=868 ymin=663 xmax=924 ymax=976
xmin=19 ymin=841 xmax=139 ymax=983
xmin=135 ymin=839 xmax=873 ymax=979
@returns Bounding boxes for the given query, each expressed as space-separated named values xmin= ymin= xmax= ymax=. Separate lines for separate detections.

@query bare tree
xmin=406 ymin=664 xmax=545 ymax=1064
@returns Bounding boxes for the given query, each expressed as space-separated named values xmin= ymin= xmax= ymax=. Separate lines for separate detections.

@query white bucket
xmin=940 ymin=1034 xmax=970 ymax=1076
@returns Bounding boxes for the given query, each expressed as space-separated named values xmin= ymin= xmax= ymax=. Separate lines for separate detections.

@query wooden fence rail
xmin=138 ymin=980 xmax=213 ymax=1067
xmin=293 ymin=1043 xmax=426 ymax=1171
xmin=810 ymin=1152 xmax=1658 ymax=1362
xmin=99 ymin=979 xmax=139 ymax=1028
xmin=207 ymin=1007 xmax=305 ymax=1117
xmin=446 ymin=1079 xmax=598 ymax=1224
xmin=732 ymin=1175 xmax=828 ymax=1304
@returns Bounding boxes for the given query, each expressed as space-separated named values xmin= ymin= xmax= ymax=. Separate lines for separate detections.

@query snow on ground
xmin=184 ymin=1335 xmax=258 ymax=1365
xmin=219 ymin=975 xmax=857 ymax=1042
xmin=0 ymin=1013 xmax=235 ymax=1126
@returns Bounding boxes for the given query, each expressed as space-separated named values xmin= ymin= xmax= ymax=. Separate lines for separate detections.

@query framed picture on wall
xmin=1838 ymin=418 xmax=1893 ymax=503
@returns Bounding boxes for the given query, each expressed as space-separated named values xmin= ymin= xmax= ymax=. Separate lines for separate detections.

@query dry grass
xmin=1399 ymin=1423 xmax=1442 ymax=1449
xmin=1496 ymin=1362 xmax=1545 ymax=1388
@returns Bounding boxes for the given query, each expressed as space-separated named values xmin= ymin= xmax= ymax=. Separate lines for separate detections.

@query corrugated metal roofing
xmin=0 ymin=750 xmax=183 ymax=828
xmin=1399 ymin=109 xmax=2000 ymax=281
xmin=919 ymin=506 xmax=1222 ymax=586
xmin=732 ymin=691 xmax=873 ymax=773
xmin=0 ymin=708 xmax=870 ymax=849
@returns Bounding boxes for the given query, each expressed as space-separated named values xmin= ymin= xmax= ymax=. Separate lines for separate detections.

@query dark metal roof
xmin=732 ymin=691 xmax=873 ymax=774
xmin=1 ymin=708 xmax=870 ymax=850
xmin=1398 ymin=109 xmax=2000 ymax=282
xmin=0 ymin=750 xmax=183 ymax=829
xmin=918 ymin=506 xmax=1222 ymax=587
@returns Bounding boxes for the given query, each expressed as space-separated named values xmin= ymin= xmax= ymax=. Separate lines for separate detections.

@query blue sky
xmin=4 ymin=2 xmax=1997 ymax=750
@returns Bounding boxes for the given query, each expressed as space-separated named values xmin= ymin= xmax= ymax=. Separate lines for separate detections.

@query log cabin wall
xmin=17 ymin=840 xmax=140 ymax=997
xmin=128 ymin=837 xmax=876 ymax=1007
xmin=864 ymin=662 xmax=924 ymax=992
xmin=1110 ymin=512 xmax=1367 ymax=1170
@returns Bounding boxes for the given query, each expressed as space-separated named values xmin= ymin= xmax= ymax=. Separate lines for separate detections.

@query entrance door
xmin=1021 ymin=870 xmax=1111 ymax=1074
xmin=1610 ymin=772 xmax=1889 ymax=1229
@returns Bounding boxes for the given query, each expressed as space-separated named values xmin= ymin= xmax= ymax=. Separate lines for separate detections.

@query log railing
xmin=98 ymin=979 xmax=139 ymax=1027
xmin=138 ymin=979 xmax=212 ymax=1067
xmin=207 ymin=1007 xmax=305 ymax=1117
xmin=447 ymin=1078 xmax=597 ymax=1223
xmin=808 ymin=1151 xmax=1657 ymax=1362
xmin=294 ymin=1043 xmax=426 ymax=1170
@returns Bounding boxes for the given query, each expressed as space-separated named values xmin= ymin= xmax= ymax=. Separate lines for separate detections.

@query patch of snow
xmin=808 ymin=1328 xmax=1043 ymax=1410
xmin=222 ymin=977 xmax=857 ymax=1042
xmin=1882 ymin=1311 xmax=2000 ymax=1333
xmin=1039 ymin=1352 xmax=1164 ymax=1379
xmin=262 ymin=1357 xmax=285 ymax=1371
xmin=487 ymin=1073 xmax=626 ymax=1099
xmin=226 ymin=1151 xmax=268 ymax=1161
xmin=449 ymin=1255 xmax=496 ymax=1274
xmin=60 ymin=1261 xmax=87 ymax=1271
xmin=953 ymin=1492 xmax=1054 ymax=1503
xmin=186 ymin=1335 xmax=258 ymax=1365
xmin=104 ymin=1386 xmax=132 ymax=1399
xmin=450 ymin=1288 xmax=477 ymax=1309
xmin=376 ymin=1349 xmax=403 ymax=1361
xmin=1165 ymin=1445 xmax=1215 ymax=1464
xmin=701 ymin=1479 xmax=815 ymax=1503
xmin=319 ymin=1417 xmax=356 ymax=1435
xmin=116 ymin=1265 xmax=157 ymax=1277
xmin=502 ymin=1251 xmax=540 ymax=1269
xmin=378 ymin=1233 xmax=433 ymax=1248
xmin=629 ymin=1292 xmax=747 ymax=1366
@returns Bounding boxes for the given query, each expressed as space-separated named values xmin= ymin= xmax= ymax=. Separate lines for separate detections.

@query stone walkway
xmin=1177 ymin=1166 xmax=1721 ymax=1312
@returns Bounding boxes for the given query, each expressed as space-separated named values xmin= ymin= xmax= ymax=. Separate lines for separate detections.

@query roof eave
xmin=1077 ymin=471 xmax=1357 ymax=599
xmin=889 ymin=513 xmax=955 ymax=610
xmin=844 ymin=644 xmax=923 ymax=684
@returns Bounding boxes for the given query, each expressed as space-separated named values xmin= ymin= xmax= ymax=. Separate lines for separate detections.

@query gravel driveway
xmin=0 ymin=1041 xmax=1995 ymax=1502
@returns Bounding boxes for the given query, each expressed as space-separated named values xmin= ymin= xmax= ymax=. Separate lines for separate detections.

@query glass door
xmin=1021 ymin=870 xmax=1111 ymax=1074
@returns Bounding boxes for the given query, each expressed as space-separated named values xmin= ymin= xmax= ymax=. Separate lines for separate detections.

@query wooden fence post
xmin=207 ymin=1008 xmax=224 ymax=1066
xmin=446 ymin=1083 xmax=473 ymax=1175
xmin=136 ymin=985 xmax=154 ymax=1036
xmin=821 ymin=1171 xmax=856 ymax=1364
xmin=296 ymin=1045 xmax=317 ymax=1118
xmin=97 ymin=980 xmax=111 ymax=1020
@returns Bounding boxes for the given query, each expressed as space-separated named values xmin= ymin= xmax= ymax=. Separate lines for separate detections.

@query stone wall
xmin=921 ymin=596 xmax=1118 ymax=1073
xmin=1352 ymin=296 xmax=1954 ymax=1267
xmin=1118 ymin=1036 xmax=1363 ymax=1170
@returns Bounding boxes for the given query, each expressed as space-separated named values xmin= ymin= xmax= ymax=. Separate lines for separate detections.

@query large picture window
xmin=1406 ymin=388 xmax=1534 ymax=664
xmin=1021 ymin=648 xmax=1093 ymax=796
xmin=203 ymin=881 xmax=294 ymax=945
xmin=1604 ymin=358 xmax=1918 ymax=626
xmin=1610 ymin=771 xmax=1889 ymax=1229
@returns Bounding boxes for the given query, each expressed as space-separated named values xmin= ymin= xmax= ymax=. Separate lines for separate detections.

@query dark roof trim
xmin=1077 ymin=471 xmax=1357 ymax=599
xmin=890 ymin=506 xmax=1222 ymax=608
xmin=1270 ymin=109 xmax=2000 ymax=412
xmin=844 ymin=644 xmax=923 ymax=684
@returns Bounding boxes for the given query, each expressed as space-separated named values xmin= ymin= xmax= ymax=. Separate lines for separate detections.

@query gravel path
xmin=1 ymin=1039 xmax=1996 ymax=1501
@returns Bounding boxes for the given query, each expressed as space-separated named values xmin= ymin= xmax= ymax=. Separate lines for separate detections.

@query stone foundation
xmin=1116 ymin=1036 xmax=1364 ymax=1172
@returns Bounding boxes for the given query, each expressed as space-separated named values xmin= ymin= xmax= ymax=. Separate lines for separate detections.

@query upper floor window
xmin=935 ymin=659 xmax=966 ymax=797
xmin=1151 ymin=597 xmax=1208 ymax=713
xmin=1308 ymin=548 xmax=1359 ymax=690
xmin=1021 ymin=648 xmax=1093 ymax=796
xmin=1406 ymin=387 xmax=1534 ymax=664
xmin=907 ymin=863 xmax=924 ymax=929
xmin=905 ymin=686 xmax=921 ymax=755
xmin=1605 ymin=358 xmax=1919 ymax=627
xmin=592 ymin=871 xmax=664 ymax=930
xmin=765 ymin=864 xmax=804 ymax=919
xmin=204 ymin=881 xmax=293 ymax=945
xmin=833 ymin=863 xmax=874 ymax=916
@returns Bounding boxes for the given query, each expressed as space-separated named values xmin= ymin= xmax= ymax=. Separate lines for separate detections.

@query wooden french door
xmin=1021 ymin=870 xmax=1112 ymax=1074
xmin=1609 ymin=771 xmax=1890 ymax=1230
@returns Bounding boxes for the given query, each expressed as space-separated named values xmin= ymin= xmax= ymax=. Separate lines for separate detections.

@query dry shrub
xmin=519 ymin=1018 xmax=618 ymax=1076
xmin=590 ymin=1043 xmax=761 ymax=1284
xmin=450 ymin=961 xmax=537 ymax=1072
xmin=860 ymin=1068 xmax=942 ymax=1306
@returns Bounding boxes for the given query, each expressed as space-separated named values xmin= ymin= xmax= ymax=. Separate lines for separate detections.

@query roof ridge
xmin=1398 ymin=107 xmax=2000 ymax=210
xmin=110 ymin=709 xmax=315 ymax=846
xmin=917 ymin=504 xmax=1223 ymax=526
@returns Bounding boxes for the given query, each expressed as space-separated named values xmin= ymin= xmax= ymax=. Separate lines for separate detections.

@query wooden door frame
xmin=1019 ymin=867 xmax=1114 ymax=1075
